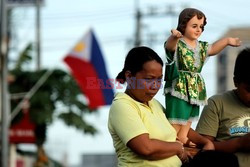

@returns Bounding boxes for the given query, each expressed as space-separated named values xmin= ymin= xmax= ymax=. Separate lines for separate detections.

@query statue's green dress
xmin=164 ymin=38 xmax=210 ymax=124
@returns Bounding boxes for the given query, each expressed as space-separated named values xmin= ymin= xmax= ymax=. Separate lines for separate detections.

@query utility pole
xmin=134 ymin=0 xmax=141 ymax=46
xmin=36 ymin=0 xmax=41 ymax=70
xmin=0 ymin=0 xmax=10 ymax=166
xmin=134 ymin=9 xmax=142 ymax=46
xmin=133 ymin=3 xmax=178 ymax=47
xmin=0 ymin=1 xmax=43 ymax=166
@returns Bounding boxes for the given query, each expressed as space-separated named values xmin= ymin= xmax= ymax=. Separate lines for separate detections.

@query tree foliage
xmin=9 ymin=43 xmax=97 ymax=145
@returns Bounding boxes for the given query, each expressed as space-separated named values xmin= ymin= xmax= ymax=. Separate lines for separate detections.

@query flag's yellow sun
xmin=73 ymin=42 xmax=85 ymax=52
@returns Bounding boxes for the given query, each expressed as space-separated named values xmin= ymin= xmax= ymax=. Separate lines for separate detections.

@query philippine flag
xmin=63 ymin=29 xmax=114 ymax=109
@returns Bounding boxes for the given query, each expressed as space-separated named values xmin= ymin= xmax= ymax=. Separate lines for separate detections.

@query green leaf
xmin=58 ymin=112 xmax=97 ymax=135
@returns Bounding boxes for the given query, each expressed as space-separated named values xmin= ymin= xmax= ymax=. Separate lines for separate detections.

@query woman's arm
xmin=127 ymin=133 xmax=189 ymax=162
xmin=208 ymin=37 xmax=241 ymax=56
xmin=165 ymin=29 xmax=183 ymax=52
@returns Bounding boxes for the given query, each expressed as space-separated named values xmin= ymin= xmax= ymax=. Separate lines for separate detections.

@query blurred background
xmin=1 ymin=0 xmax=250 ymax=167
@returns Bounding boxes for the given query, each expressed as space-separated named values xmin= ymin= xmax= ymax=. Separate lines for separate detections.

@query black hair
xmin=116 ymin=46 xmax=163 ymax=84
xmin=234 ymin=47 xmax=250 ymax=84
xmin=177 ymin=8 xmax=207 ymax=34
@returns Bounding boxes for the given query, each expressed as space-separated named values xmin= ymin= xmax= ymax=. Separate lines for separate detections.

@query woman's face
xmin=184 ymin=15 xmax=204 ymax=41
xmin=126 ymin=60 xmax=163 ymax=104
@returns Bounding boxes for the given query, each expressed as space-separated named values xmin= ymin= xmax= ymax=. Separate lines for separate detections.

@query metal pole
xmin=36 ymin=0 xmax=41 ymax=70
xmin=11 ymin=70 xmax=53 ymax=121
xmin=134 ymin=0 xmax=141 ymax=46
xmin=0 ymin=0 xmax=10 ymax=166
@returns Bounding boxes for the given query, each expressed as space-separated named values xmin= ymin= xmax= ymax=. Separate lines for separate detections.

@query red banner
xmin=9 ymin=102 xmax=36 ymax=143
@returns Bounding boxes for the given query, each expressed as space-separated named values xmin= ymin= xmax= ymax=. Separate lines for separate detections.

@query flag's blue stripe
xmin=90 ymin=30 xmax=114 ymax=105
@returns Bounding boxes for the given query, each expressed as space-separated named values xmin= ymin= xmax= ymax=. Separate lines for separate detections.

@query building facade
xmin=216 ymin=27 xmax=250 ymax=93
xmin=80 ymin=153 xmax=117 ymax=167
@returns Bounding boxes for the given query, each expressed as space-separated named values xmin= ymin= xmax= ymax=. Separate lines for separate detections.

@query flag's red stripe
xmin=64 ymin=55 xmax=106 ymax=109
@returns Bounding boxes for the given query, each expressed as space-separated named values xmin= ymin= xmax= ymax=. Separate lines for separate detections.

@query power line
xmin=12 ymin=7 xmax=134 ymax=21
xmin=133 ymin=4 xmax=180 ymax=47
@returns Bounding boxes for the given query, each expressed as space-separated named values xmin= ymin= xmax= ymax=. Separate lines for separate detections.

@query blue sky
xmin=12 ymin=0 xmax=250 ymax=165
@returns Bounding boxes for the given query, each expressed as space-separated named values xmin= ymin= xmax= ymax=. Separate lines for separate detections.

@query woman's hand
xmin=177 ymin=142 xmax=190 ymax=163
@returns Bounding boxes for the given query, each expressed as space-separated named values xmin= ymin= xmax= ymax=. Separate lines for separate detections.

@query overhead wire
xmin=9 ymin=5 xmax=137 ymax=56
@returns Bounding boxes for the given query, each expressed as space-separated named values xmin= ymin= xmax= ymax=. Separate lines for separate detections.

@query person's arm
xmin=110 ymin=101 xmax=189 ymax=162
xmin=127 ymin=133 xmax=189 ymax=162
xmin=202 ymin=133 xmax=250 ymax=153
xmin=187 ymin=128 xmax=214 ymax=150
xmin=165 ymin=29 xmax=183 ymax=52
xmin=208 ymin=37 xmax=241 ymax=56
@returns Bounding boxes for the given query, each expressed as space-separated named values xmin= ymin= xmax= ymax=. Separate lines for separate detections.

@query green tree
xmin=9 ymin=43 xmax=97 ymax=166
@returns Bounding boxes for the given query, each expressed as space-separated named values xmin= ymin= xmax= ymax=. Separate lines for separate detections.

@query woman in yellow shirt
xmin=108 ymin=46 xmax=214 ymax=167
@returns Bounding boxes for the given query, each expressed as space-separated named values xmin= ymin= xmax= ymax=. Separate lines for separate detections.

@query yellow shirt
xmin=108 ymin=93 xmax=182 ymax=167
